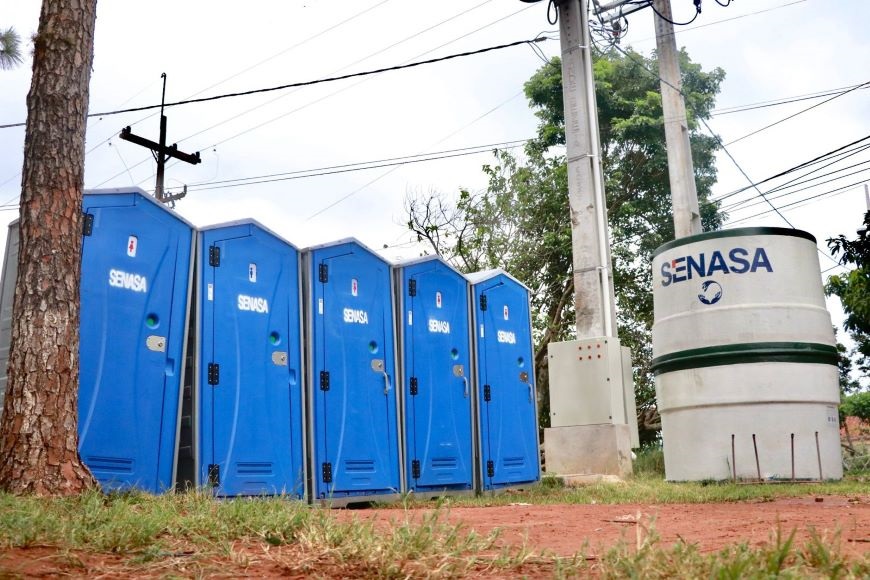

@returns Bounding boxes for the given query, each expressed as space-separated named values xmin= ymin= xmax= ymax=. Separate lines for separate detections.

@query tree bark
xmin=0 ymin=0 xmax=98 ymax=495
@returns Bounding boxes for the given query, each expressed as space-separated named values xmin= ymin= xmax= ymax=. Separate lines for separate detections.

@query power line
xmin=0 ymin=36 xmax=549 ymax=131
xmin=712 ymin=82 xmax=869 ymax=116
xmin=723 ymin=80 xmax=870 ymax=146
xmin=711 ymin=135 xmax=870 ymax=203
xmin=115 ymin=3 xmax=541 ymax=192
xmin=183 ymin=139 xmax=530 ymax=193
xmin=728 ymin=181 xmax=868 ymax=225
xmin=722 ymin=151 xmax=870 ymax=213
xmin=304 ymin=89 xmax=525 ymax=222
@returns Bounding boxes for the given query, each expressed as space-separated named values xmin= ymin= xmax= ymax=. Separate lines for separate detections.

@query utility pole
xmin=653 ymin=0 xmax=702 ymax=237
xmin=558 ymin=0 xmax=618 ymax=339
xmin=539 ymin=0 xmax=639 ymax=482
xmin=119 ymin=73 xmax=200 ymax=204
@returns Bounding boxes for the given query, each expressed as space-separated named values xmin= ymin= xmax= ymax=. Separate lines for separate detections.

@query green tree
xmin=0 ymin=27 xmax=23 ymax=70
xmin=826 ymin=211 xmax=870 ymax=382
xmin=406 ymin=47 xmax=725 ymax=443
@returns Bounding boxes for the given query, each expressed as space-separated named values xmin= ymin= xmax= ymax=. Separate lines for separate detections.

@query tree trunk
xmin=0 ymin=0 xmax=98 ymax=495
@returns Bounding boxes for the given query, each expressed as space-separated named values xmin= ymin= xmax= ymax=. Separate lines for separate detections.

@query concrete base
xmin=544 ymin=424 xmax=633 ymax=479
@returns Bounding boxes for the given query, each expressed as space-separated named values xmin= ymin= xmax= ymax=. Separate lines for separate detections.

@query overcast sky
xmin=1 ymin=0 xmax=867 ymax=347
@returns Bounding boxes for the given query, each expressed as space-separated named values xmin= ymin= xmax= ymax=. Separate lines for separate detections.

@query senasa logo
xmin=497 ymin=330 xmax=516 ymax=344
xmin=343 ymin=308 xmax=369 ymax=324
xmin=428 ymin=319 xmax=451 ymax=334
xmin=108 ymin=269 xmax=148 ymax=293
xmin=660 ymin=247 xmax=772 ymax=287
xmin=238 ymin=294 xmax=269 ymax=313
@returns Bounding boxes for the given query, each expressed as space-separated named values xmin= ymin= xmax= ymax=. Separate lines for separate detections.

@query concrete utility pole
xmin=653 ymin=0 xmax=702 ymax=237
xmin=558 ymin=0 xmax=618 ymax=339
xmin=543 ymin=0 xmax=639 ymax=482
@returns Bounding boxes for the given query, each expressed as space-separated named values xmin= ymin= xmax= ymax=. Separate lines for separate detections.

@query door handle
xmin=462 ymin=376 xmax=469 ymax=398
xmin=371 ymin=359 xmax=390 ymax=395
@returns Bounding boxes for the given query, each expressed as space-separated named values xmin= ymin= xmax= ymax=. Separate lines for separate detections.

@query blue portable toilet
xmin=192 ymin=220 xmax=306 ymax=498
xmin=395 ymin=256 xmax=474 ymax=497
xmin=304 ymin=239 xmax=401 ymax=505
xmin=79 ymin=188 xmax=194 ymax=492
xmin=468 ymin=269 xmax=540 ymax=491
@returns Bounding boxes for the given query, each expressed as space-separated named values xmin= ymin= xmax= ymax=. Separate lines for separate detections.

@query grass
xmin=0 ymin=473 xmax=868 ymax=577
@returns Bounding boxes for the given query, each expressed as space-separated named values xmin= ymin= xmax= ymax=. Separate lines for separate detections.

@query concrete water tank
xmin=651 ymin=227 xmax=841 ymax=481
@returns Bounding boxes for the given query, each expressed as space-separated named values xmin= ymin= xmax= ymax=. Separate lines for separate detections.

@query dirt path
xmin=344 ymin=495 xmax=870 ymax=558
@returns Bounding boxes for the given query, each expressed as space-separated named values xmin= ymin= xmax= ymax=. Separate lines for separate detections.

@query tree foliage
xmin=826 ymin=211 xmax=870 ymax=383
xmin=406 ymin=47 xmax=725 ymax=443
xmin=0 ymin=27 xmax=23 ymax=70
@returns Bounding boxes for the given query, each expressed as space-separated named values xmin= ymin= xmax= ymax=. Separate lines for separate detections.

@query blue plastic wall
xmin=307 ymin=240 xmax=401 ymax=501
xmin=398 ymin=258 xmax=473 ymax=494
xmin=471 ymin=273 xmax=540 ymax=490
xmin=197 ymin=222 xmax=305 ymax=498
xmin=79 ymin=190 xmax=193 ymax=492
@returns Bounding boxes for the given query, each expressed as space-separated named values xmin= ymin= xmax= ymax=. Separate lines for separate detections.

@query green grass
xmin=0 ymin=476 xmax=868 ymax=577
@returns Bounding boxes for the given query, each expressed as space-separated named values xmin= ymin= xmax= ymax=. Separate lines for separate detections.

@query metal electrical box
xmin=190 ymin=220 xmax=306 ymax=498
xmin=548 ymin=338 xmax=640 ymax=448
xmin=0 ymin=188 xmax=195 ymax=493
xmin=468 ymin=269 xmax=541 ymax=491
xmin=395 ymin=256 xmax=474 ymax=497
xmin=304 ymin=239 xmax=401 ymax=504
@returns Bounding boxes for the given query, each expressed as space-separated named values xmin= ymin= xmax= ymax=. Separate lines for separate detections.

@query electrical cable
xmin=119 ymin=4 xmax=543 ymax=191
xmin=711 ymin=135 xmax=870 ymax=202
xmin=0 ymin=36 xmax=548 ymax=131
xmin=721 ymin=147 xmax=870 ymax=211
xmin=728 ymin=181 xmax=868 ymax=224
xmin=182 ymin=139 xmax=531 ymax=192
xmin=648 ymin=1 xmax=701 ymax=26
xmin=723 ymin=80 xmax=870 ymax=146
xmin=712 ymin=83 xmax=869 ymax=116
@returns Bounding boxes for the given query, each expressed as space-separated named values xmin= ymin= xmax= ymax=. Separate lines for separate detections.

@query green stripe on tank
xmin=653 ymin=227 xmax=816 ymax=258
xmin=651 ymin=341 xmax=838 ymax=376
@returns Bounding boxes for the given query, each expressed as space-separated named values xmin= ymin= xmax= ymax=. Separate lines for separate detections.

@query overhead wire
xmin=95 ymin=3 xmax=541 ymax=191
xmin=712 ymin=82 xmax=870 ymax=116
xmin=723 ymin=80 xmax=870 ymax=146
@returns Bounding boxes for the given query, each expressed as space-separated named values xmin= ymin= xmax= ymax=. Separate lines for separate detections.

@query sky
xmin=0 ymin=0 xmax=867 ymax=352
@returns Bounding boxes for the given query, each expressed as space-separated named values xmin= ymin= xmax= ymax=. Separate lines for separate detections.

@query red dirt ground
xmin=342 ymin=495 xmax=870 ymax=558
xmin=2 ymin=495 xmax=868 ymax=577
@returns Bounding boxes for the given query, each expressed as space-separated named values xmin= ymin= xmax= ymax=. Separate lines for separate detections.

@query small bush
xmin=633 ymin=445 xmax=665 ymax=477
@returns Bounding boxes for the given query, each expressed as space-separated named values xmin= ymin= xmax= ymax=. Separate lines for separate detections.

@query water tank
xmin=652 ymin=227 xmax=841 ymax=481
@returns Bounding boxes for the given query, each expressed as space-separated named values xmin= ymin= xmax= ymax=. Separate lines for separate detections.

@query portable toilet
xmin=0 ymin=188 xmax=195 ymax=493
xmin=303 ymin=239 xmax=401 ymax=505
xmin=394 ymin=256 xmax=474 ymax=497
xmin=468 ymin=269 xmax=541 ymax=491
xmin=185 ymin=220 xmax=306 ymax=498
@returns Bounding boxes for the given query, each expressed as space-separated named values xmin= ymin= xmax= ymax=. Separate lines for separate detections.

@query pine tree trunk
xmin=0 ymin=0 xmax=98 ymax=495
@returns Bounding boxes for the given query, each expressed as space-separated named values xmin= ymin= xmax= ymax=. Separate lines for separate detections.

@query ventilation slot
xmin=431 ymin=457 xmax=458 ymax=470
xmin=86 ymin=456 xmax=133 ymax=473
xmin=344 ymin=459 xmax=375 ymax=473
xmin=502 ymin=456 xmax=525 ymax=468
xmin=236 ymin=462 xmax=273 ymax=475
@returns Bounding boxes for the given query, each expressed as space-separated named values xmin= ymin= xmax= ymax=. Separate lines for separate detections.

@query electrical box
xmin=548 ymin=337 xmax=639 ymax=448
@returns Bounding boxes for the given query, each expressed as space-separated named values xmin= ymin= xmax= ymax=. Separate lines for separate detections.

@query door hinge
xmin=208 ymin=245 xmax=221 ymax=267
xmin=480 ymin=294 xmax=488 ymax=311
xmin=483 ymin=384 xmax=491 ymax=402
xmin=409 ymin=376 xmax=418 ymax=396
xmin=486 ymin=460 xmax=495 ymax=478
xmin=411 ymin=459 xmax=421 ymax=479
xmin=207 ymin=464 xmax=220 ymax=487
xmin=319 ymin=370 xmax=330 ymax=391
xmin=82 ymin=213 xmax=94 ymax=237
xmin=408 ymin=279 xmax=417 ymax=297
xmin=322 ymin=462 xmax=333 ymax=483
xmin=318 ymin=263 xmax=328 ymax=283
xmin=207 ymin=363 xmax=220 ymax=386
